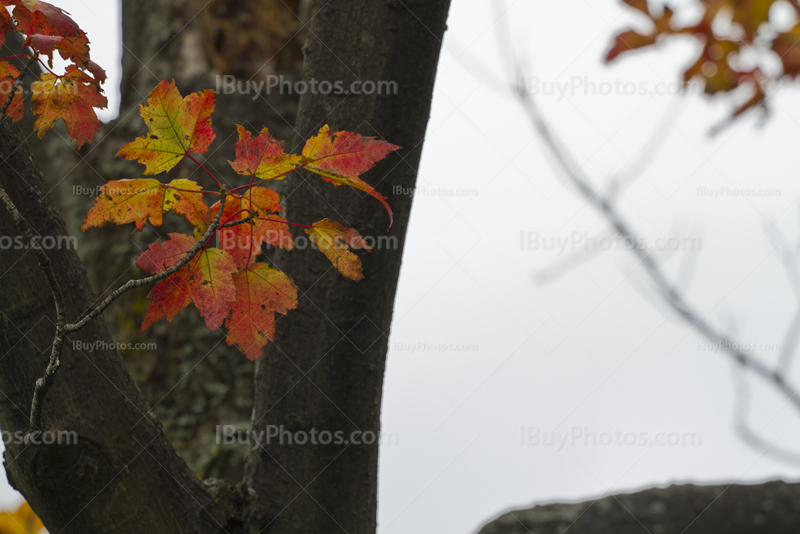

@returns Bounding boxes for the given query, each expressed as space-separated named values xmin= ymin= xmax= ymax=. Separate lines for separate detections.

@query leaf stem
xmin=258 ymin=216 xmax=312 ymax=230
xmin=184 ymin=153 xmax=225 ymax=189
xmin=227 ymin=163 xmax=309 ymax=194
xmin=0 ymin=54 xmax=33 ymax=63
xmin=36 ymin=58 xmax=59 ymax=78
xmin=162 ymin=183 xmax=220 ymax=196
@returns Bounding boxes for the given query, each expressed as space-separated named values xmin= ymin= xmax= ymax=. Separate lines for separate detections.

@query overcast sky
xmin=4 ymin=1 xmax=800 ymax=533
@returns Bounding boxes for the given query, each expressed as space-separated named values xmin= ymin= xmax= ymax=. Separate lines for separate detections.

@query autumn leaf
xmin=773 ymin=23 xmax=800 ymax=79
xmin=622 ymin=0 xmax=649 ymax=14
xmin=608 ymin=0 xmax=775 ymax=120
xmin=31 ymin=65 xmax=107 ymax=148
xmin=306 ymin=218 xmax=371 ymax=281
xmin=606 ymin=5 xmax=673 ymax=62
xmin=0 ymin=501 xmax=44 ymax=534
xmin=0 ymin=8 xmax=14 ymax=49
xmin=683 ymin=39 xmax=741 ymax=94
xmin=163 ymin=179 xmax=211 ymax=231
xmin=731 ymin=0 xmax=778 ymax=42
xmin=0 ymin=61 xmax=24 ymax=122
xmin=136 ymin=232 xmax=197 ymax=273
xmin=83 ymin=59 xmax=106 ymax=85
xmin=606 ymin=30 xmax=657 ymax=62
xmin=140 ymin=268 xmax=191 ymax=332
xmin=213 ymin=188 xmax=293 ymax=268
xmin=302 ymin=125 xmax=399 ymax=226
xmin=11 ymin=0 xmax=85 ymax=41
xmin=82 ymin=178 xmax=210 ymax=231
xmin=82 ymin=179 xmax=162 ymax=231
xmin=140 ymin=238 xmax=238 ymax=331
xmin=116 ymin=80 xmax=216 ymax=175
xmin=214 ymin=187 xmax=285 ymax=217
xmin=26 ymin=34 xmax=90 ymax=68
xmin=251 ymin=215 xmax=294 ymax=251
xmin=229 ymin=125 xmax=303 ymax=181
xmin=224 ymin=263 xmax=298 ymax=360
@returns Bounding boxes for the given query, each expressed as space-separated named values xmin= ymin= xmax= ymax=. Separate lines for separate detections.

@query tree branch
xmin=0 ymin=186 xmax=65 ymax=436
xmin=491 ymin=3 xmax=800 ymax=449
xmin=63 ymin=191 xmax=228 ymax=334
xmin=0 ymin=54 xmax=35 ymax=119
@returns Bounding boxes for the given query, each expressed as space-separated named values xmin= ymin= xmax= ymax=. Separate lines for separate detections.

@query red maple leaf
xmin=224 ymin=263 xmax=298 ymax=360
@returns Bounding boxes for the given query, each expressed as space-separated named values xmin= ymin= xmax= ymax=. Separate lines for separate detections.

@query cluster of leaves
xmin=81 ymin=80 xmax=399 ymax=360
xmin=0 ymin=0 xmax=106 ymax=147
xmin=607 ymin=0 xmax=800 ymax=119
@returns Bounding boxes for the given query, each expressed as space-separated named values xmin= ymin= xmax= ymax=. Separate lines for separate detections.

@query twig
xmin=732 ymin=360 xmax=800 ymax=465
xmin=491 ymin=7 xmax=800 ymax=420
xmin=0 ymin=54 xmax=36 ymax=120
xmin=0 ymin=186 xmax=65 ymax=435
xmin=63 ymin=191 xmax=228 ymax=334
xmin=24 ymin=192 xmax=230 ymax=433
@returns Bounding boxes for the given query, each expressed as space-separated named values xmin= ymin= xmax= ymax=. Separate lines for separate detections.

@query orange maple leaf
xmin=116 ymin=79 xmax=216 ymax=175
xmin=31 ymin=65 xmax=107 ymax=148
xmin=82 ymin=178 xmax=210 ymax=232
xmin=302 ymin=125 xmax=399 ymax=227
xmin=139 ymin=235 xmax=238 ymax=332
xmin=11 ymin=0 xmax=85 ymax=41
xmin=0 ymin=501 xmax=44 ymax=534
xmin=306 ymin=218 xmax=372 ymax=281
xmin=26 ymin=34 xmax=89 ymax=68
xmin=228 ymin=124 xmax=303 ymax=180
xmin=0 ymin=61 xmax=24 ymax=122
xmin=136 ymin=232 xmax=197 ymax=273
xmin=0 ymin=8 xmax=14 ymax=49
xmin=224 ymin=263 xmax=298 ymax=360
xmin=213 ymin=188 xmax=293 ymax=269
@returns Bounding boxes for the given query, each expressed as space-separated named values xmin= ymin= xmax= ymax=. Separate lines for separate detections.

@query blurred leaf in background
xmin=0 ymin=503 xmax=43 ymax=534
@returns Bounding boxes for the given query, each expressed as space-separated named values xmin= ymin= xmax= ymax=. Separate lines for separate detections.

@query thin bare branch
xmin=63 ymin=191 xmax=229 ymax=334
xmin=24 ymin=191 xmax=234 ymax=432
xmin=0 ymin=186 xmax=65 ymax=434
xmin=493 ymin=7 xmax=800 ymax=422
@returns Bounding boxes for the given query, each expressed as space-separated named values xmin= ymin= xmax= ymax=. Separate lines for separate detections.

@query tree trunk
xmin=0 ymin=120 xmax=220 ymax=534
xmin=244 ymin=1 xmax=451 ymax=532
xmin=478 ymin=481 xmax=800 ymax=534
xmin=0 ymin=0 xmax=451 ymax=531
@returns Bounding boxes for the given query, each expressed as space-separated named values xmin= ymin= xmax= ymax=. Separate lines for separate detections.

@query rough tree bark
xmin=479 ymin=481 xmax=800 ymax=534
xmin=27 ymin=0 xmax=306 ymax=482
xmin=246 ymin=1 xmax=451 ymax=532
xmin=0 ymin=0 xmax=450 ymax=532
xmin=0 ymin=122 xmax=220 ymax=533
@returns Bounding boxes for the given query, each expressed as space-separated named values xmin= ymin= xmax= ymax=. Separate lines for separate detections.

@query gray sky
xmin=4 ymin=1 xmax=800 ymax=533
